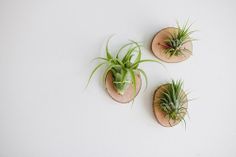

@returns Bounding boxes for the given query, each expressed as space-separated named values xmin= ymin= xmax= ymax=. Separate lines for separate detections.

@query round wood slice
xmin=151 ymin=27 xmax=193 ymax=63
xmin=153 ymin=84 xmax=188 ymax=127
xmin=105 ymin=71 xmax=142 ymax=103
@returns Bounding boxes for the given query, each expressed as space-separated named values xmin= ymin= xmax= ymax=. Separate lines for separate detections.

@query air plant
xmin=87 ymin=37 xmax=160 ymax=98
xmin=163 ymin=22 xmax=195 ymax=57
xmin=159 ymin=80 xmax=188 ymax=127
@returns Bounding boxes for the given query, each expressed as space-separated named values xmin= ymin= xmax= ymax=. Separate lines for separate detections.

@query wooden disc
xmin=151 ymin=27 xmax=192 ymax=63
xmin=105 ymin=71 xmax=142 ymax=103
xmin=153 ymin=84 xmax=188 ymax=127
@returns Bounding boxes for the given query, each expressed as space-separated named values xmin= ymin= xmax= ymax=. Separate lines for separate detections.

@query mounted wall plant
xmin=151 ymin=21 xmax=195 ymax=63
xmin=153 ymin=80 xmax=189 ymax=127
xmin=87 ymin=37 xmax=160 ymax=103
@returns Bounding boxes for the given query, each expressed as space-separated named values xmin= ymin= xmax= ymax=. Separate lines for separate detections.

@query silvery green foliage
xmin=163 ymin=22 xmax=195 ymax=57
xmin=87 ymin=37 xmax=160 ymax=100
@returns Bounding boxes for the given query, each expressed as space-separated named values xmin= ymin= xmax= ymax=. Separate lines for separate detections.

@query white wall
xmin=0 ymin=0 xmax=236 ymax=157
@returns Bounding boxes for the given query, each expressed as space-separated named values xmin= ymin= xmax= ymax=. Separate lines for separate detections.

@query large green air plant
xmin=163 ymin=22 xmax=195 ymax=57
xmin=87 ymin=38 xmax=160 ymax=98
xmin=159 ymin=80 xmax=188 ymax=127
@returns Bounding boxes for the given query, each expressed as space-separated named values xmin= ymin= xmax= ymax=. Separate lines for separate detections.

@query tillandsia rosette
xmin=111 ymin=66 xmax=132 ymax=95
xmin=159 ymin=80 xmax=188 ymax=127
xmin=163 ymin=22 xmax=195 ymax=57
xmin=87 ymin=37 xmax=160 ymax=99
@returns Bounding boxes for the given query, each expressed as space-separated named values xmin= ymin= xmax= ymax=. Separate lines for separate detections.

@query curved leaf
xmin=131 ymin=59 xmax=161 ymax=68
xmin=86 ymin=62 xmax=106 ymax=88
xmin=128 ymin=69 xmax=136 ymax=100
xmin=137 ymin=68 xmax=148 ymax=90
xmin=106 ymin=36 xmax=114 ymax=60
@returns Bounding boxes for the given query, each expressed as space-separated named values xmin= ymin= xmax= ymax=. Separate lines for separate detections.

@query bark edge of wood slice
xmin=151 ymin=27 xmax=192 ymax=63
xmin=153 ymin=84 xmax=188 ymax=127
xmin=105 ymin=71 xmax=142 ymax=104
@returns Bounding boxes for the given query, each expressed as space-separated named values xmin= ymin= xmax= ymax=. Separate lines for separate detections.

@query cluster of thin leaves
xmin=158 ymin=80 xmax=188 ymax=127
xmin=163 ymin=22 xmax=195 ymax=57
xmin=87 ymin=37 xmax=160 ymax=99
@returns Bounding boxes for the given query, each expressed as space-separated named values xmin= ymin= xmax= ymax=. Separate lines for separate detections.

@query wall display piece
xmin=151 ymin=22 xmax=195 ymax=63
xmin=87 ymin=38 xmax=160 ymax=103
xmin=153 ymin=80 xmax=189 ymax=127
